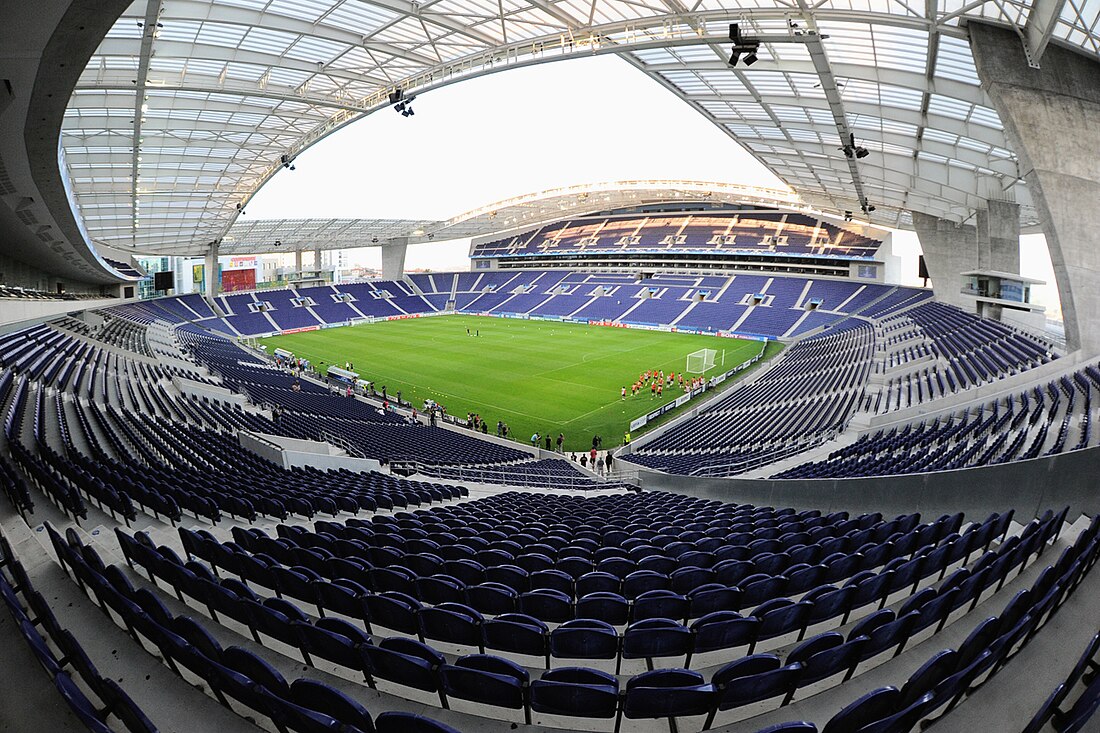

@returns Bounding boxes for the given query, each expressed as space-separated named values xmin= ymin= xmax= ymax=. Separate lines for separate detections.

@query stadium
xmin=1 ymin=1 xmax=1100 ymax=732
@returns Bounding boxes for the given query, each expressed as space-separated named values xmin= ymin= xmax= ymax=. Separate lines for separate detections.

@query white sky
xmin=246 ymin=53 xmax=1059 ymax=317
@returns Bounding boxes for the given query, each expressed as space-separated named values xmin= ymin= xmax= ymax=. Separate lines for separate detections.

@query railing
xmin=397 ymin=460 xmax=640 ymax=490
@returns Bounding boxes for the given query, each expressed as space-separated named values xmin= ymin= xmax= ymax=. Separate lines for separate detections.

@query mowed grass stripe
xmin=261 ymin=314 xmax=779 ymax=452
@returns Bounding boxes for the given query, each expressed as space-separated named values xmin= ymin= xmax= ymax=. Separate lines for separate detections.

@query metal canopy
xmin=218 ymin=179 xmax=886 ymax=253
xmin=64 ymin=0 xmax=1100 ymax=256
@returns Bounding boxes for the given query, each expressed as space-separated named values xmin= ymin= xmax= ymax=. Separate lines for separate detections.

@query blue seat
xmin=53 ymin=672 xmax=115 ymax=733
xmin=577 ymin=571 xmax=621 ymax=597
xmin=576 ymin=592 xmax=630 ymax=625
xmin=464 ymin=582 xmax=517 ymax=615
xmin=704 ymin=654 xmax=802 ymax=729
xmin=633 ymin=590 xmax=690 ymax=622
xmin=550 ymin=618 xmax=619 ymax=660
xmin=530 ymin=667 xmax=619 ymax=719
xmin=415 ymin=575 xmax=466 ymax=606
xmin=671 ymin=567 xmax=716 ymax=594
xmin=375 ymin=712 xmax=460 ymax=733
xmin=531 ymin=569 xmax=574 ymax=595
xmin=620 ymin=668 xmax=716 ymax=729
xmin=518 ymin=588 xmax=573 ymax=623
xmin=293 ymin=617 xmax=371 ymax=679
xmin=484 ymin=564 xmax=529 ymax=593
xmin=787 ymin=632 xmax=868 ymax=687
xmin=623 ymin=570 xmax=670 ymax=599
xmin=754 ymin=599 xmax=813 ymax=647
xmin=283 ymin=677 xmax=375 ymax=733
xmin=244 ymin=598 xmax=303 ymax=650
xmin=363 ymin=636 xmax=444 ymax=693
xmin=482 ymin=613 xmax=549 ymax=668
xmin=687 ymin=584 xmax=741 ymax=618
xmin=621 ymin=618 xmax=692 ymax=673
xmin=440 ymin=654 xmax=530 ymax=724
xmin=688 ymin=611 xmax=758 ymax=664
xmin=315 ymin=579 xmax=368 ymax=620
xmin=860 ymin=610 xmax=920 ymax=660
xmin=418 ymin=602 xmax=484 ymax=651
xmin=364 ymin=591 xmax=421 ymax=635
xmin=822 ymin=686 xmax=902 ymax=733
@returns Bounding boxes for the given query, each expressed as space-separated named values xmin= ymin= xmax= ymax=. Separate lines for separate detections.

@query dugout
xmin=326 ymin=366 xmax=359 ymax=386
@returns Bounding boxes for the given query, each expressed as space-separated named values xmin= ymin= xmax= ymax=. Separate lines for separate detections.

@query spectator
xmin=596 ymin=455 xmax=605 ymax=475
xmin=556 ymin=433 xmax=564 ymax=452
xmin=589 ymin=446 xmax=597 ymax=466
xmin=531 ymin=432 xmax=540 ymax=447
xmin=580 ymin=454 xmax=587 ymax=468
xmin=544 ymin=433 xmax=552 ymax=451
xmin=606 ymin=452 xmax=614 ymax=473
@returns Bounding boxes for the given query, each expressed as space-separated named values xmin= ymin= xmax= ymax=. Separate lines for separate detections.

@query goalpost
xmin=686 ymin=348 xmax=720 ymax=374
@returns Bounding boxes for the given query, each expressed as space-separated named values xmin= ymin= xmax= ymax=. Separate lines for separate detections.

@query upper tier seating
xmin=472 ymin=212 xmax=882 ymax=261
xmin=123 ymin=272 xmax=925 ymax=341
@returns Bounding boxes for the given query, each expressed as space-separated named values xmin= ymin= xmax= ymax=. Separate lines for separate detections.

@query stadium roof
xmin=65 ymin=0 xmax=1099 ymax=256
xmin=219 ymin=179 xmax=887 ymax=253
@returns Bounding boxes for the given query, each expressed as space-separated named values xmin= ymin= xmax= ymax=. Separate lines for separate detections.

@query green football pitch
xmin=261 ymin=314 xmax=783 ymax=452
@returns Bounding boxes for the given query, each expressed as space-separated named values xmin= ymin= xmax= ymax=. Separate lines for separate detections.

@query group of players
xmin=621 ymin=369 xmax=710 ymax=400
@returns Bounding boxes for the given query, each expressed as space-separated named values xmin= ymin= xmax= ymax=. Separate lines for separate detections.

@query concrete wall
xmin=0 ymin=296 xmax=125 ymax=329
xmin=911 ymin=212 xmax=977 ymax=309
xmin=970 ymin=22 xmax=1100 ymax=354
xmin=977 ymin=199 xmax=1021 ymax=273
xmin=637 ymin=444 xmax=1100 ymax=520
xmin=238 ymin=431 xmax=383 ymax=473
xmin=173 ymin=376 xmax=250 ymax=408
xmin=381 ymin=239 xmax=407 ymax=280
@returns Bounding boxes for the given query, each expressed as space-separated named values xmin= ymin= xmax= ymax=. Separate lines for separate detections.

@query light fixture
xmin=280 ymin=153 xmax=296 ymax=170
xmin=727 ymin=22 xmax=760 ymax=67
xmin=844 ymin=211 xmax=853 ymax=222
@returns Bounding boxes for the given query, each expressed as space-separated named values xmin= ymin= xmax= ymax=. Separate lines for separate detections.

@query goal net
xmin=686 ymin=348 xmax=718 ymax=374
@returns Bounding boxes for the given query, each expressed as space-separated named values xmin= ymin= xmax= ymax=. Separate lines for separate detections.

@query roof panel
xmin=66 ymin=0 xmax=1062 ymax=252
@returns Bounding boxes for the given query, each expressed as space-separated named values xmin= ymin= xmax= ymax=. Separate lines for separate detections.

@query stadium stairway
xmin=1 ymin=511 xmax=249 ymax=733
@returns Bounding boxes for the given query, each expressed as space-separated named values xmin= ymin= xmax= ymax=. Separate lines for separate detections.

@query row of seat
xmin=42 ymin=522 xmax=465 ymax=733
xmin=0 ymin=530 xmax=156 ymax=732
xmin=1024 ymin=632 xmax=1100 ymax=733
xmin=117 ymin=508 xmax=1059 ymax=686
xmin=50 ymin=509 xmax=1100 ymax=733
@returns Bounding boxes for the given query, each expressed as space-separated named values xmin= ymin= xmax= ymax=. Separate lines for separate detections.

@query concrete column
xmin=294 ymin=249 xmax=303 ymax=273
xmin=204 ymin=241 xmax=219 ymax=300
xmin=313 ymin=247 xmax=322 ymax=270
xmin=969 ymin=21 xmax=1100 ymax=353
xmin=381 ymin=238 xmax=408 ymax=280
xmin=976 ymin=199 xmax=1021 ymax=273
xmin=911 ymin=212 xmax=977 ymax=309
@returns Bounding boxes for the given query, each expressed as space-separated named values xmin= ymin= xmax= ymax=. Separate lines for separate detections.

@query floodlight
xmin=743 ymin=50 xmax=758 ymax=65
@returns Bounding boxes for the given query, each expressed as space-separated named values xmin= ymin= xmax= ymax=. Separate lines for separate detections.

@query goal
xmin=686 ymin=348 xmax=718 ymax=374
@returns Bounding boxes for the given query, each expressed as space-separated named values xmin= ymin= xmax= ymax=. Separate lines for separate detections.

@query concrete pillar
xmin=204 ymin=241 xmax=219 ymax=300
xmin=911 ymin=212 xmax=977 ymax=309
xmin=313 ymin=248 xmax=322 ymax=270
xmin=976 ymin=199 xmax=1020 ymax=273
xmin=294 ymin=249 xmax=303 ymax=273
xmin=969 ymin=21 xmax=1100 ymax=353
xmin=381 ymin=238 xmax=408 ymax=280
